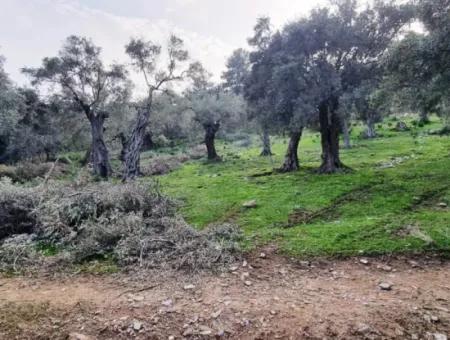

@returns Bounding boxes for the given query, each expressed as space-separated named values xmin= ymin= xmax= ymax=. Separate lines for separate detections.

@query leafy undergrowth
xmin=159 ymin=117 xmax=450 ymax=257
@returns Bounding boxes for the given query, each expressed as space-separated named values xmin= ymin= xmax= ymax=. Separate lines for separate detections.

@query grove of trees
xmin=0 ymin=0 xmax=448 ymax=178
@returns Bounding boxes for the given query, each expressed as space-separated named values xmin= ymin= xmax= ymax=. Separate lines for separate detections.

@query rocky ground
xmin=1 ymin=248 xmax=449 ymax=339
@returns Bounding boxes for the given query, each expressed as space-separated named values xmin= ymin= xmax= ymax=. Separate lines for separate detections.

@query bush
xmin=222 ymin=132 xmax=251 ymax=143
xmin=186 ymin=144 xmax=206 ymax=160
xmin=153 ymin=134 xmax=170 ymax=148
xmin=140 ymin=154 xmax=190 ymax=176
xmin=0 ymin=164 xmax=16 ymax=179
xmin=0 ymin=162 xmax=67 ymax=183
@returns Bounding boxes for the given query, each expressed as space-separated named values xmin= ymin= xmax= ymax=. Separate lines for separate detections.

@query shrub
xmin=0 ymin=162 xmax=67 ymax=183
xmin=153 ymin=134 xmax=170 ymax=148
xmin=140 ymin=154 xmax=190 ymax=176
xmin=0 ymin=164 xmax=16 ymax=179
xmin=186 ymin=144 xmax=206 ymax=160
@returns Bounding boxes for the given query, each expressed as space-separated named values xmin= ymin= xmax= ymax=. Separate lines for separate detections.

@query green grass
xmin=157 ymin=117 xmax=450 ymax=257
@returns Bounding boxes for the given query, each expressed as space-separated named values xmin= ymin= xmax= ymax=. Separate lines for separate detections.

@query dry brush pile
xmin=0 ymin=177 xmax=241 ymax=273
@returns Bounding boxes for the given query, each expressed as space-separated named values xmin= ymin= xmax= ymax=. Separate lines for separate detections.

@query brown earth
xmin=1 ymin=248 xmax=449 ymax=339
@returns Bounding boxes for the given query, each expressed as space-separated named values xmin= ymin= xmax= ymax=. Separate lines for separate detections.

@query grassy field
xmin=156 ymin=117 xmax=450 ymax=257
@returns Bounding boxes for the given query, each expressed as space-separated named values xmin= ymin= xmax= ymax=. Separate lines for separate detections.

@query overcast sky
xmin=0 ymin=0 xmax=328 ymax=86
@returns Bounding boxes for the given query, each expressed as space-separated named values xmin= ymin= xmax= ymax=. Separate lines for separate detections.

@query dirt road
xmin=1 ymin=250 xmax=449 ymax=339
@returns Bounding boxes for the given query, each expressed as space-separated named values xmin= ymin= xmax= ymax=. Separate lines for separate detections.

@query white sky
xmin=0 ymin=0 xmax=328 ymax=87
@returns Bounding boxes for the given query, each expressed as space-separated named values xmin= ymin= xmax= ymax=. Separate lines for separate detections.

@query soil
xmin=1 ymin=248 xmax=449 ymax=339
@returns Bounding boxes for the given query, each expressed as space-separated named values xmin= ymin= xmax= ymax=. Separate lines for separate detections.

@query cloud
xmin=174 ymin=0 xmax=199 ymax=7
xmin=0 ymin=0 xmax=233 ymax=93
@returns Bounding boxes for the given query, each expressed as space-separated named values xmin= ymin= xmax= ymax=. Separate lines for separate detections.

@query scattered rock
xmin=132 ymin=320 xmax=142 ymax=331
xmin=240 ymin=272 xmax=250 ymax=280
xmin=162 ymin=299 xmax=173 ymax=307
xmin=355 ymin=323 xmax=372 ymax=335
xmin=377 ymin=264 xmax=392 ymax=272
xmin=130 ymin=294 xmax=144 ymax=302
xmin=68 ymin=333 xmax=95 ymax=340
xmin=183 ymin=284 xmax=196 ymax=290
xmin=438 ymin=202 xmax=448 ymax=208
xmin=242 ymin=200 xmax=257 ymax=208
xmin=168 ymin=336 xmax=175 ymax=340
xmin=183 ymin=328 xmax=194 ymax=336
xmin=229 ymin=265 xmax=239 ymax=271
xmin=242 ymin=260 xmax=248 ymax=267
xmin=198 ymin=325 xmax=213 ymax=335
xmin=432 ymin=333 xmax=447 ymax=340
xmin=211 ymin=310 xmax=222 ymax=319
xmin=424 ymin=314 xmax=440 ymax=323
xmin=359 ymin=258 xmax=369 ymax=265
xmin=259 ymin=252 xmax=266 ymax=259
xmin=408 ymin=260 xmax=420 ymax=268
xmin=379 ymin=282 xmax=393 ymax=291
xmin=244 ymin=280 xmax=252 ymax=286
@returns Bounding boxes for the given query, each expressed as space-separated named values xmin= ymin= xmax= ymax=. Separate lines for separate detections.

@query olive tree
xmin=23 ymin=36 xmax=128 ymax=178
xmin=245 ymin=17 xmax=276 ymax=157
xmin=277 ymin=0 xmax=412 ymax=173
xmin=0 ymin=56 xmax=21 ymax=162
xmin=122 ymin=35 xmax=190 ymax=180
xmin=188 ymin=88 xmax=247 ymax=161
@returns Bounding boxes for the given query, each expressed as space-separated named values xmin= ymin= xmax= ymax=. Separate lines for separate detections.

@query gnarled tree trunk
xmin=89 ymin=112 xmax=111 ymax=178
xmin=122 ymin=105 xmax=151 ymax=181
xmin=342 ymin=118 xmax=351 ymax=149
xmin=419 ymin=110 xmax=430 ymax=124
xmin=318 ymin=98 xmax=347 ymax=174
xmin=279 ymin=128 xmax=303 ymax=172
xmin=203 ymin=121 xmax=221 ymax=161
xmin=364 ymin=116 xmax=377 ymax=139
xmin=260 ymin=129 xmax=273 ymax=156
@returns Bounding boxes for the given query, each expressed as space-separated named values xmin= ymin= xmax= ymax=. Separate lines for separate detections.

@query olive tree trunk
xmin=203 ymin=121 xmax=221 ymax=161
xmin=364 ymin=117 xmax=377 ymax=139
xmin=419 ymin=110 xmax=430 ymax=124
xmin=89 ymin=112 xmax=111 ymax=178
xmin=279 ymin=128 xmax=303 ymax=172
xmin=260 ymin=129 xmax=273 ymax=156
xmin=318 ymin=99 xmax=347 ymax=174
xmin=342 ymin=118 xmax=351 ymax=149
xmin=122 ymin=106 xmax=151 ymax=180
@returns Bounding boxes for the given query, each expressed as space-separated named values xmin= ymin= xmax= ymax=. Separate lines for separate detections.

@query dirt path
xmin=1 ymin=250 xmax=449 ymax=339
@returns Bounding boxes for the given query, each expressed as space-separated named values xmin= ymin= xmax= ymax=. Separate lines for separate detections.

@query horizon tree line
xmin=0 ymin=0 xmax=448 ymax=180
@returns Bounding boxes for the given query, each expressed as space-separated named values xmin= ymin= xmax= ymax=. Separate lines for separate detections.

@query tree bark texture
xmin=89 ymin=112 xmax=111 ymax=178
xmin=279 ymin=128 xmax=303 ymax=172
xmin=364 ymin=116 xmax=377 ymax=139
xmin=203 ymin=121 xmax=221 ymax=161
xmin=342 ymin=118 xmax=351 ymax=149
xmin=419 ymin=110 xmax=430 ymax=124
xmin=122 ymin=92 xmax=155 ymax=181
xmin=122 ymin=106 xmax=150 ymax=180
xmin=260 ymin=129 xmax=273 ymax=156
xmin=318 ymin=98 xmax=347 ymax=173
